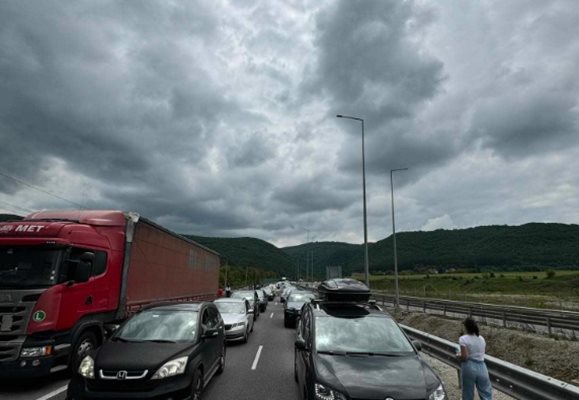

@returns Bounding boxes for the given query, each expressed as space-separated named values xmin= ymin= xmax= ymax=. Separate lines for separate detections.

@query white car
xmin=214 ymin=298 xmax=254 ymax=343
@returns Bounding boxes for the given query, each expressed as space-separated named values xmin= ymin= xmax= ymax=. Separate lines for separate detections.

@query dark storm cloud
xmin=307 ymin=0 xmax=450 ymax=178
xmin=0 ymin=1 xmax=230 ymax=195
xmin=310 ymin=0 xmax=444 ymax=123
xmin=471 ymin=92 xmax=578 ymax=157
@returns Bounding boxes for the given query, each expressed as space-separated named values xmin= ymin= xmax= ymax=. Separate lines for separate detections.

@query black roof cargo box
xmin=317 ymin=278 xmax=371 ymax=302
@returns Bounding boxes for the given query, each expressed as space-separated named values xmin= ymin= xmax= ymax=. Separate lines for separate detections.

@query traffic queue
xmin=63 ymin=279 xmax=449 ymax=400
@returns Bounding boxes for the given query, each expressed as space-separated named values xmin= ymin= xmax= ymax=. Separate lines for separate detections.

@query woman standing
xmin=456 ymin=317 xmax=493 ymax=400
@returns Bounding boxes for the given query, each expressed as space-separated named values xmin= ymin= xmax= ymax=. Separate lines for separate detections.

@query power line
xmin=0 ymin=170 xmax=84 ymax=209
xmin=0 ymin=199 xmax=34 ymax=214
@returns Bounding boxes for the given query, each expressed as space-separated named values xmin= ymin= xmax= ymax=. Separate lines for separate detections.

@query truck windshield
xmin=0 ymin=246 xmax=64 ymax=288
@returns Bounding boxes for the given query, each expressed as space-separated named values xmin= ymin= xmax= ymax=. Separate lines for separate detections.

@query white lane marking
xmin=269 ymin=312 xmax=274 ymax=319
xmin=35 ymin=385 xmax=67 ymax=400
xmin=251 ymin=345 xmax=264 ymax=370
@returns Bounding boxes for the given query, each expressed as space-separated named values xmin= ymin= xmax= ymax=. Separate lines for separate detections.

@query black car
xmin=284 ymin=291 xmax=316 ymax=328
xmin=294 ymin=279 xmax=447 ymax=400
xmin=67 ymin=302 xmax=225 ymax=400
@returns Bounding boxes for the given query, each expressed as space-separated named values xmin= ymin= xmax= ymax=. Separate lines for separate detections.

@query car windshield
xmin=315 ymin=315 xmax=414 ymax=354
xmin=288 ymin=293 xmax=315 ymax=302
xmin=115 ymin=310 xmax=199 ymax=342
xmin=215 ymin=301 xmax=245 ymax=314
xmin=0 ymin=246 xmax=64 ymax=288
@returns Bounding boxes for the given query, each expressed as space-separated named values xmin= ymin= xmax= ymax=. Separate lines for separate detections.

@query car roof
xmin=308 ymin=302 xmax=393 ymax=320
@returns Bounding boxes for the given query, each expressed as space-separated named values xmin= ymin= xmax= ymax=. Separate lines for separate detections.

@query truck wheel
xmin=216 ymin=343 xmax=226 ymax=375
xmin=72 ymin=331 xmax=98 ymax=369
xmin=191 ymin=368 xmax=203 ymax=400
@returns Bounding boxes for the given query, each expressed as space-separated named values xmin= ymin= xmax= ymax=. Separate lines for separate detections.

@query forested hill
xmin=185 ymin=235 xmax=295 ymax=277
xmin=283 ymin=223 xmax=579 ymax=277
xmin=0 ymin=214 xmax=23 ymax=221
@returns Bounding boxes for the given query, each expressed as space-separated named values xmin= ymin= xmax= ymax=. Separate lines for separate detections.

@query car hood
xmin=314 ymin=353 xmax=440 ymax=399
xmin=220 ymin=313 xmax=247 ymax=325
xmin=95 ymin=341 xmax=194 ymax=371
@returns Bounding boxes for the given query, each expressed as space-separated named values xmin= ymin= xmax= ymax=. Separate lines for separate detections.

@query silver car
xmin=214 ymin=298 xmax=254 ymax=343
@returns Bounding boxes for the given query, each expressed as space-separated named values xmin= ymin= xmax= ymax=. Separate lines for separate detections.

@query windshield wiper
xmin=144 ymin=339 xmax=177 ymax=343
xmin=345 ymin=351 xmax=407 ymax=357
xmin=111 ymin=337 xmax=142 ymax=343
xmin=317 ymin=350 xmax=346 ymax=356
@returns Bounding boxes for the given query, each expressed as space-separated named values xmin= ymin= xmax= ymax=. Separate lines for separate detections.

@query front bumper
xmin=0 ymin=355 xmax=57 ymax=378
xmin=67 ymin=374 xmax=193 ymax=400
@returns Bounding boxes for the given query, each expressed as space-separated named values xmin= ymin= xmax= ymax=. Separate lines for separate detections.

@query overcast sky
xmin=1 ymin=0 xmax=578 ymax=247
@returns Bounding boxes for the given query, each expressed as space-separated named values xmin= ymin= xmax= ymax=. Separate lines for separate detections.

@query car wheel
xmin=191 ymin=368 xmax=203 ymax=400
xmin=216 ymin=343 xmax=226 ymax=375
xmin=284 ymin=316 xmax=290 ymax=328
xmin=72 ymin=331 xmax=98 ymax=369
xmin=250 ymin=322 xmax=254 ymax=333
xmin=242 ymin=328 xmax=248 ymax=343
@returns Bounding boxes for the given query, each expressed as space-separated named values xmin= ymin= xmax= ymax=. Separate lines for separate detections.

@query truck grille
xmin=0 ymin=289 xmax=42 ymax=362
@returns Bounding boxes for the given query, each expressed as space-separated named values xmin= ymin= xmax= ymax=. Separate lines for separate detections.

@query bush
xmin=533 ymin=276 xmax=538 ymax=279
xmin=545 ymin=270 xmax=556 ymax=279
xmin=490 ymin=272 xmax=496 ymax=278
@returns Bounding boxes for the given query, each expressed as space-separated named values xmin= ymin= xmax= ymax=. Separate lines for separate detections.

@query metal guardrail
xmin=401 ymin=325 xmax=579 ymax=400
xmin=373 ymin=293 xmax=579 ymax=335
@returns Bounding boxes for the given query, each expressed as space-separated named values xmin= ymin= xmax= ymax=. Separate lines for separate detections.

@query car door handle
xmin=85 ymin=296 xmax=93 ymax=305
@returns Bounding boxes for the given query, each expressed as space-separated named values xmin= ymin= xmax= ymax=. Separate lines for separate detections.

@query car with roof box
xmin=294 ymin=278 xmax=447 ymax=400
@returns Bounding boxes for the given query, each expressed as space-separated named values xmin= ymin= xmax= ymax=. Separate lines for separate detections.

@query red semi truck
xmin=0 ymin=210 xmax=220 ymax=378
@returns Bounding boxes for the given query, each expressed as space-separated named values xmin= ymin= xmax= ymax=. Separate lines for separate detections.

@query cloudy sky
xmin=1 ymin=0 xmax=578 ymax=247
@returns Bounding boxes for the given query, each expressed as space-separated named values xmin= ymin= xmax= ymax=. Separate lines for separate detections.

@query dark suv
xmin=294 ymin=279 xmax=447 ymax=400
xmin=67 ymin=302 xmax=225 ymax=400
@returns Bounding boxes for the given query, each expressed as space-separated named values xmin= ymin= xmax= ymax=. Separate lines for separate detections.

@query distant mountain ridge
xmin=183 ymin=223 xmax=579 ymax=280
xmin=184 ymin=235 xmax=295 ymax=277
xmin=283 ymin=223 xmax=579 ymax=278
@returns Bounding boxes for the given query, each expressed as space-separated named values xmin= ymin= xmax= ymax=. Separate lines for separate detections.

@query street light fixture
xmin=336 ymin=114 xmax=369 ymax=287
xmin=390 ymin=167 xmax=408 ymax=309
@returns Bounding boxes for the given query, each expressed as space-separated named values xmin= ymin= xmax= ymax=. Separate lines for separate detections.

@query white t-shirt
xmin=459 ymin=334 xmax=486 ymax=362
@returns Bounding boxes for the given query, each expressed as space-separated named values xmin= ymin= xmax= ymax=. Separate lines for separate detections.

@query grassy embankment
xmin=353 ymin=270 xmax=579 ymax=310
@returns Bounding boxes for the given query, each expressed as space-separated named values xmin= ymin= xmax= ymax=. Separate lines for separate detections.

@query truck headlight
xmin=315 ymin=383 xmax=347 ymax=400
xmin=428 ymin=383 xmax=447 ymax=400
xmin=20 ymin=345 xmax=52 ymax=358
xmin=78 ymin=355 xmax=95 ymax=379
xmin=151 ymin=356 xmax=188 ymax=379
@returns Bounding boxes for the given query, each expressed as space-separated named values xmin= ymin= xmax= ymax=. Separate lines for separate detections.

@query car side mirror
xmin=248 ymin=308 xmax=254 ymax=314
xmin=202 ymin=328 xmax=219 ymax=339
xmin=295 ymin=338 xmax=307 ymax=351
xmin=412 ymin=340 xmax=422 ymax=351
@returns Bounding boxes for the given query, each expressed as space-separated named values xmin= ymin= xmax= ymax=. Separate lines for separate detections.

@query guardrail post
xmin=423 ymin=301 xmax=426 ymax=313
xmin=443 ymin=304 xmax=446 ymax=316
xmin=406 ymin=299 xmax=410 ymax=311
xmin=502 ymin=311 xmax=506 ymax=328
xmin=547 ymin=317 xmax=552 ymax=336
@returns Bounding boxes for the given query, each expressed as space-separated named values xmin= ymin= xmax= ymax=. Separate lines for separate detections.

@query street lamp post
xmin=390 ymin=168 xmax=408 ymax=309
xmin=337 ymin=114 xmax=369 ymax=287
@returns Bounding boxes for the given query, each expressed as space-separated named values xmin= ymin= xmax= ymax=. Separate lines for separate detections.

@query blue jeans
xmin=461 ymin=359 xmax=493 ymax=400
